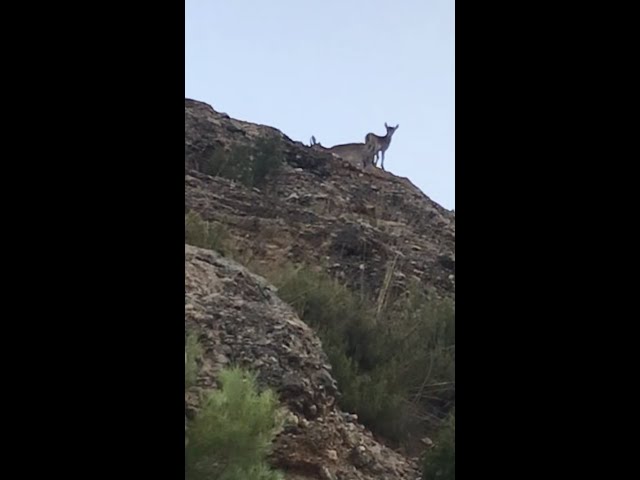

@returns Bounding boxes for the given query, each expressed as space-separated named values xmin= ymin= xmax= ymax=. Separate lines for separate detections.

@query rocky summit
xmin=185 ymin=99 xmax=455 ymax=301
xmin=185 ymin=98 xmax=455 ymax=479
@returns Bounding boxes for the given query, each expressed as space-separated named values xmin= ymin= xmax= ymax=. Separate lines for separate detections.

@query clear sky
xmin=186 ymin=0 xmax=455 ymax=209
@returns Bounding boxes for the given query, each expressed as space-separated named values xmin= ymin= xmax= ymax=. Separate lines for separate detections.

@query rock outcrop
xmin=186 ymin=245 xmax=420 ymax=480
xmin=185 ymin=99 xmax=455 ymax=301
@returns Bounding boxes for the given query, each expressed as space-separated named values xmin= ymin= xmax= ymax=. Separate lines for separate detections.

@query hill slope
xmin=186 ymin=246 xmax=421 ymax=479
xmin=185 ymin=98 xmax=455 ymax=479
xmin=185 ymin=98 xmax=455 ymax=301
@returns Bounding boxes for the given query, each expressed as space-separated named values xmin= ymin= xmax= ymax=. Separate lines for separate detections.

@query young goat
xmin=310 ymin=136 xmax=376 ymax=169
xmin=309 ymin=136 xmax=330 ymax=152
xmin=365 ymin=122 xmax=399 ymax=171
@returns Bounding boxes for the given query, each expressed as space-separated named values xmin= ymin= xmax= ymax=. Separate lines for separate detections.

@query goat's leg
xmin=381 ymin=151 xmax=385 ymax=170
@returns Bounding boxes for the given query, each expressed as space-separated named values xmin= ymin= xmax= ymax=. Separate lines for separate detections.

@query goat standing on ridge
xmin=365 ymin=122 xmax=399 ymax=171
xmin=309 ymin=135 xmax=376 ymax=169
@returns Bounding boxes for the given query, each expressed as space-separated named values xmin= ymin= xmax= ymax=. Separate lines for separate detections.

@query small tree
xmin=185 ymin=367 xmax=284 ymax=480
xmin=423 ymin=412 xmax=455 ymax=480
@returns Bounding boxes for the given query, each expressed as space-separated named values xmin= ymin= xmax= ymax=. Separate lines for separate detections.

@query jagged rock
xmin=349 ymin=445 xmax=374 ymax=469
xmin=421 ymin=437 xmax=435 ymax=448
xmin=341 ymin=412 xmax=358 ymax=423
xmin=185 ymin=245 xmax=420 ymax=479
xmin=215 ymin=353 xmax=229 ymax=364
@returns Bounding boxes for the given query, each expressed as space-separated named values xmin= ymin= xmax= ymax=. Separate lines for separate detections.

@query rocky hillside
xmin=185 ymin=98 xmax=455 ymax=301
xmin=185 ymin=98 xmax=455 ymax=479
xmin=186 ymin=246 xmax=421 ymax=479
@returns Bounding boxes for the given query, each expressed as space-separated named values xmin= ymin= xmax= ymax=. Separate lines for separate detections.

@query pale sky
xmin=186 ymin=0 xmax=455 ymax=209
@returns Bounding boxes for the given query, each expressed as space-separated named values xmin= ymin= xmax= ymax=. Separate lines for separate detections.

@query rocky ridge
xmin=185 ymin=98 xmax=455 ymax=479
xmin=185 ymin=99 xmax=455 ymax=301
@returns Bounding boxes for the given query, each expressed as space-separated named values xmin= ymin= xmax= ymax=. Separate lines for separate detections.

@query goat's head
xmin=384 ymin=122 xmax=399 ymax=137
xmin=309 ymin=135 xmax=328 ymax=151
xmin=310 ymin=136 xmax=323 ymax=148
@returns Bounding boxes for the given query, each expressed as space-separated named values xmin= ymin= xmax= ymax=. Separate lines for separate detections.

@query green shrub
xmin=185 ymin=367 xmax=284 ymax=480
xmin=201 ymin=136 xmax=283 ymax=188
xmin=185 ymin=210 xmax=229 ymax=253
xmin=185 ymin=333 xmax=203 ymax=389
xmin=380 ymin=288 xmax=455 ymax=424
xmin=423 ymin=412 xmax=455 ymax=480
xmin=269 ymin=264 xmax=455 ymax=445
xmin=251 ymin=137 xmax=283 ymax=187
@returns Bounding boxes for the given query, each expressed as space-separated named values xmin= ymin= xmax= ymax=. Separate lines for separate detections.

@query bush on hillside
xmin=185 ymin=367 xmax=284 ymax=480
xmin=270 ymin=264 xmax=455 ymax=445
xmin=185 ymin=210 xmax=229 ymax=254
xmin=423 ymin=411 xmax=455 ymax=480
xmin=201 ymin=136 xmax=283 ymax=188
xmin=185 ymin=332 xmax=203 ymax=389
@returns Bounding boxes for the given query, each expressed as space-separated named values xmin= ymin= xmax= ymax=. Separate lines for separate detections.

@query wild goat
xmin=309 ymin=136 xmax=376 ymax=169
xmin=365 ymin=122 xmax=399 ymax=171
